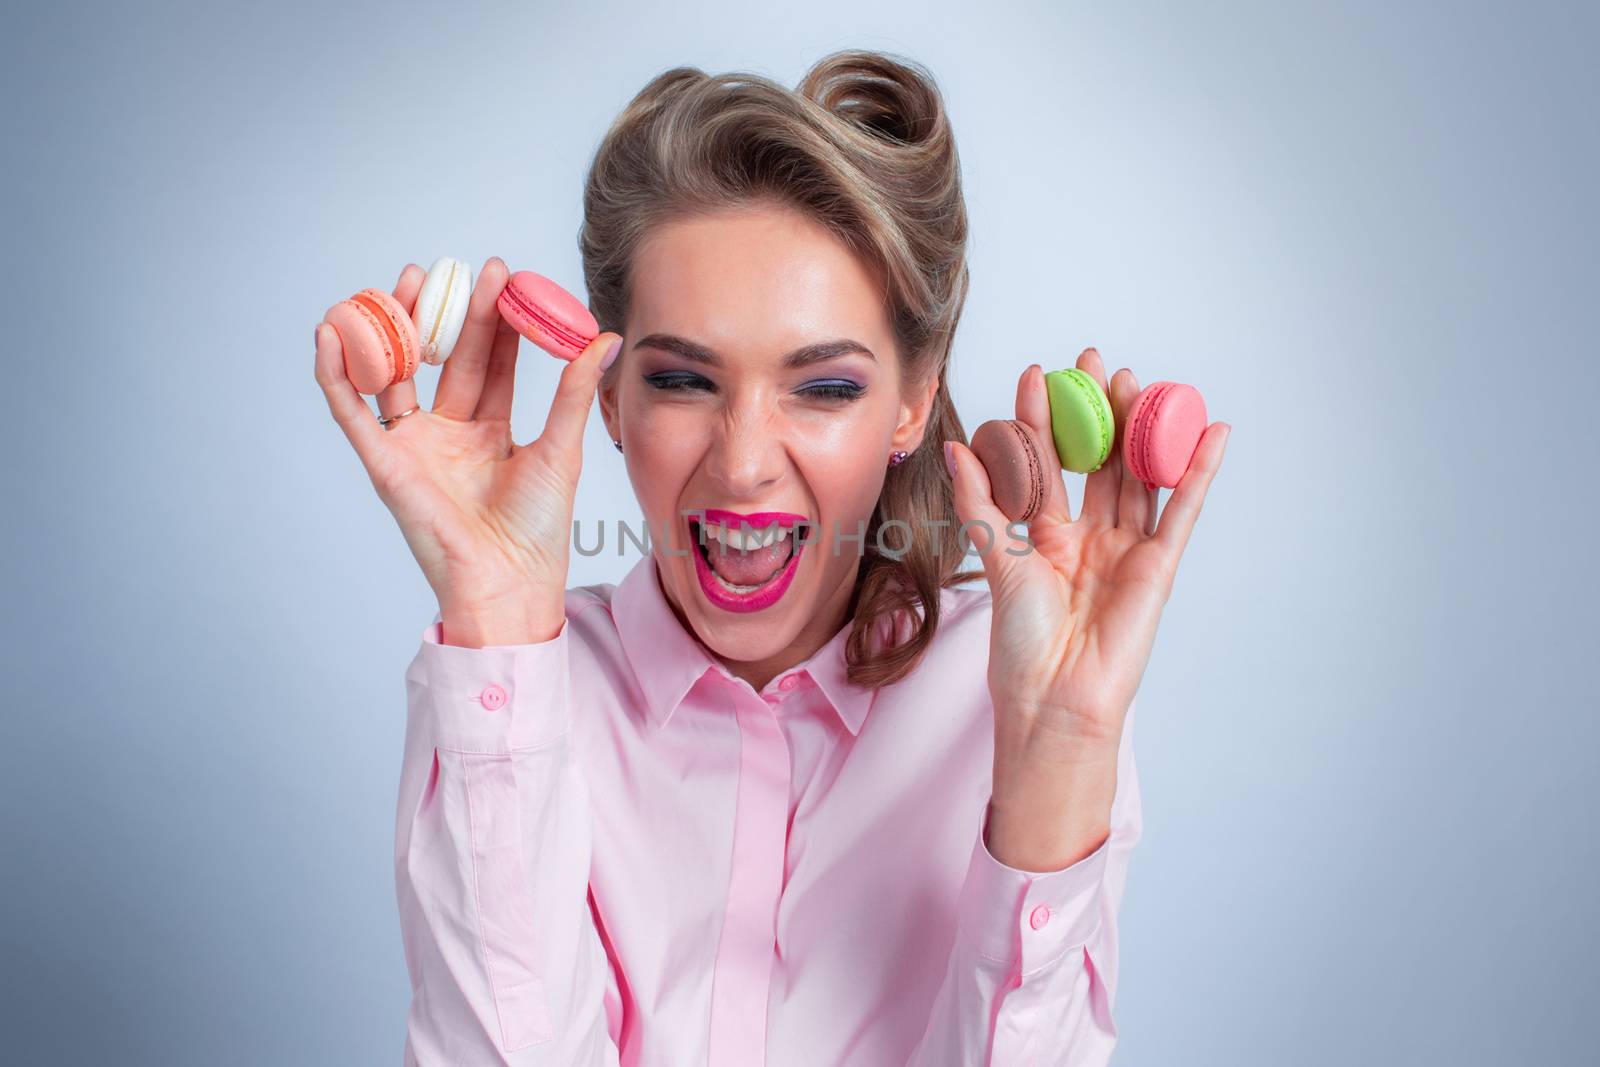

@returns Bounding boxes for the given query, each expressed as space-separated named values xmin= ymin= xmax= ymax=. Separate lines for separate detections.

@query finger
xmin=474 ymin=311 xmax=522 ymax=423
xmin=1014 ymin=362 xmax=1073 ymax=525
xmin=1076 ymin=347 xmax=1121 ymax=527
xmin=433 ymin=256 xmax=510 ymax=421
xmin=1113 ymin=368 xmax=1157 ymax=536
xmin=313 ymin=321 xmax=388 ymax=469
xmin=539 ymin=331 xmax=623 ymax=461
xmin=945 ymin=439 xmax=1032 ymax=599
xmin=390 ymin=261 xmax=426 ymax=316
xmin=1154 ymin=422 xmax=1230 ymax=558
xmin=376 ymin=263 xmax=425 ymax=420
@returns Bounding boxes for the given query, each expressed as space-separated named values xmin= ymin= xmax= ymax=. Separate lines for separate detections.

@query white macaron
xmin=412 ymin=256 xmax=473 ymax=365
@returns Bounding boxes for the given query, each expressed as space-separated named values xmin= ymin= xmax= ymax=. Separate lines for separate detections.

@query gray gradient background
xmin=3 ymin=1 xmax=1595 ymax=1064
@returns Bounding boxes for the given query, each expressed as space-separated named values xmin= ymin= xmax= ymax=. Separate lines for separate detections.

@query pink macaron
xmin=323 ymin=287 xmax=422 ymax=395
xmin=1123 ymin=381 xmax=1207 ymax=491
xmin=496 ymin=270 xmax=600 ymax=361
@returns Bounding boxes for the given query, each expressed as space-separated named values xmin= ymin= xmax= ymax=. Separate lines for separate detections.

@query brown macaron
xmin=968 ymin=419 xmax=1050 ymax=524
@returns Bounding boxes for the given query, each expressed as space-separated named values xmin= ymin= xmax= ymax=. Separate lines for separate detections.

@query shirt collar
xmin=611 ymin=551 xmax=879 ymax=737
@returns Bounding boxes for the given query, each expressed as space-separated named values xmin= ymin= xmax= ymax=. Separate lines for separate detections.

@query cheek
xmin=789 ymin=408 xmax=891 ymax=514
xmin=622 ymin=401 xmax=705 ymax=512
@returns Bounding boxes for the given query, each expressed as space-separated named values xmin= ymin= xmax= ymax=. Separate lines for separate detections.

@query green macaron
xmin=1043 ymin=368 xmax=1115 ymax=472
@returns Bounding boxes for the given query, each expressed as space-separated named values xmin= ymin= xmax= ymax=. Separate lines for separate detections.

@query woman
xmin=314 ymin=50 xmax=1228 ymax=1066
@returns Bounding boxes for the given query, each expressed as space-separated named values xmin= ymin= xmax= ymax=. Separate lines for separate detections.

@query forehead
xmin=629 ymin=204 xmax=892 ymax=358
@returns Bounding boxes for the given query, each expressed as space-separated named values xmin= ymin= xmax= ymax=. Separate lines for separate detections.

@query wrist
xmin=993 ymin=729 xmax=1119 ymax=799
xmin=439 ymin=604 xmax=564 ymax=648
xmin=988 ymin=749 xmax=1118 ymax=872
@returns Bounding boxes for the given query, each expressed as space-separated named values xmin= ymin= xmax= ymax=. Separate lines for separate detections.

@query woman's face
xmin=599 ymin=202 xmax=937 ymax=680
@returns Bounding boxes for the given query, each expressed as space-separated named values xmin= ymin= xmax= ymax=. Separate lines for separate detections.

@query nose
xmin=702 ymin=400 xmax=785 ymax=499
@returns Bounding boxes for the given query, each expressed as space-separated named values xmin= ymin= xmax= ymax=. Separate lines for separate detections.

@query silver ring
xmin=378 ymin=405 xmax=420 ymax=429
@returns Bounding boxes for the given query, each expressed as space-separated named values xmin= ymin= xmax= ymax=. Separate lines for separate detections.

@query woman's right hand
xmin=314 ymin=256 xmax=622 ymax=647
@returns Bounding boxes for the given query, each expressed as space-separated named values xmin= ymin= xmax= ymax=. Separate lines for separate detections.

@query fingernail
xmin=600 ymin=336 xmax=623 ymax=370
xmin=944 ymin=441 xmax=957 ymax=479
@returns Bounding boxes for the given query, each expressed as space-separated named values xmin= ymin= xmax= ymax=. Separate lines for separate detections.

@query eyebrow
xmin=632 ymin=333 xmax=876 ymax=370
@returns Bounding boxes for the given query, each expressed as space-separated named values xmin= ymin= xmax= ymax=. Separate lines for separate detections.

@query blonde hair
xmin=579 ymin=49 xmax=983 ymax=688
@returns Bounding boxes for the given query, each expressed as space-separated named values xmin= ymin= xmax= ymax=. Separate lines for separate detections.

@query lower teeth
xmin=712 ymin=571 xmax=768 ymax=594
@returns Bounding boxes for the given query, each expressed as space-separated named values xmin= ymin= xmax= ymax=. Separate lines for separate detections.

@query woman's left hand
xmin=946 ymin=347 xmax=1230 ymax=871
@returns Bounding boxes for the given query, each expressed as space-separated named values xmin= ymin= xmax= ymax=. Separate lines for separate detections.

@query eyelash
xmin=644 ymin=373 xmax=864 ymax=401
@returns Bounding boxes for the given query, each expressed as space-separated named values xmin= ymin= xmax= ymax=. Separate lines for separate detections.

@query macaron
xmin=412 ymin=256 xmax=473 ymax=365
xmin=1123 ymin=381 xmax=1207 ymax=491
xmin=323 ymin=287 xmax=421 ymax=395
xmin=1043 ymin=368 xmax=1115 ymax=473
xmin=496 ymin=270 xmax=600 ymax=361
xmin=969 ymin=419 xmax=1050 ymax=524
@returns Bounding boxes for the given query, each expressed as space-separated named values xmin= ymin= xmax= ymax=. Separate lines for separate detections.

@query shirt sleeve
xmin=906 ymin=698 xmax=1143 ymax=1066
xmin=394 ymin=612 xmax=622 ymax=1066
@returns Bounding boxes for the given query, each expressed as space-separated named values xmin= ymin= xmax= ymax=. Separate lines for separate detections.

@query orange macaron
xmin=323 ymin=287 xmax=422 ymax=395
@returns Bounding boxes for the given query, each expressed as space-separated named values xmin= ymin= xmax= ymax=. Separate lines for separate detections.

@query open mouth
xmin=686 ymin=515 xmax=811 ymax=611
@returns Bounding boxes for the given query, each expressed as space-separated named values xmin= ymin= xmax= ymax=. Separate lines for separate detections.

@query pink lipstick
xmin=685 ymin=508 xmax=809 ymax=613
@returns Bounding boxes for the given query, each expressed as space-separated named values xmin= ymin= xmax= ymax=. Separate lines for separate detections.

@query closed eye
xmin=643 ymin=372 xmax=714 ymax=393
xmin=801 ymin=380 xmax=865 ymax=400
xmin=643 ymin=373 xmax=864 ymax=401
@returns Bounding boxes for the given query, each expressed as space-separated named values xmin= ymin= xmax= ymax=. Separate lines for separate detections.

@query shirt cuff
xmin=955 ymin=796 xmax=1110 ymax=976
xmin=402 ymin=614 xmax=572 ymax=754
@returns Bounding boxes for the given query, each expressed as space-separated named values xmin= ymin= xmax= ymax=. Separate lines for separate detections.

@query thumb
xmin=945 ymin=439 xmax=1031 ymax=596
xmin=538 ymin=331 xmax=624 ymax=454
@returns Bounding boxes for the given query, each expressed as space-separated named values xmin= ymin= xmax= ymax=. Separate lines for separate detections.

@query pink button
xmin=779 ymin=675 xmax=799 ymax=691
xmin=478 ymin=683 xmax=507 ymax=711
xmin=1029 ymin=904 xmax=1051 ymax=930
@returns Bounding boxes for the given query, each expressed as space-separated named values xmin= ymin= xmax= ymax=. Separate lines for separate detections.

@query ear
xmin=598 ymin=361 xmax=621 ymax=445
xmin=892 ymin=369 xmax=943 ymax=454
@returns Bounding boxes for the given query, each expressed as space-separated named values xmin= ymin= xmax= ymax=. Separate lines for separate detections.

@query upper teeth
xmin=703 ymin=522 xmax=791 ymax=551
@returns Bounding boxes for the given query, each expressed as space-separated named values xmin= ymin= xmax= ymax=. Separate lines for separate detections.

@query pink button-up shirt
xmin=394 ymin=551 xmax=1142 ymax=1065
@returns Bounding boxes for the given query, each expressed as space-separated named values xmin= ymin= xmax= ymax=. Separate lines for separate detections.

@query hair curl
xmin=579 ymin=49 xmax=984 ymax=688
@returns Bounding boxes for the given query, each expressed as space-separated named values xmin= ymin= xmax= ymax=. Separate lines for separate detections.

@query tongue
xmin=706 ymin=536 xmax=791 ymax=586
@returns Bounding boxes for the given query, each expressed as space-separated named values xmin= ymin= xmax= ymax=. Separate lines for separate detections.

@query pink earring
xmin=888 ymin=450 xmax=908 ymax=467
